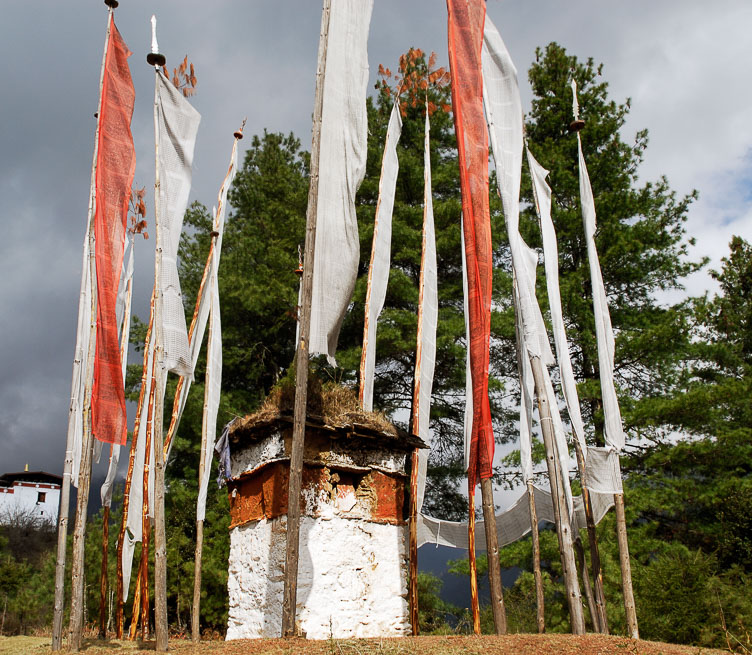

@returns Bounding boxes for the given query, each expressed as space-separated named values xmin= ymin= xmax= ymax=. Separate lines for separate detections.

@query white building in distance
xmin=0 ymin=469 xmax=61 ymax=525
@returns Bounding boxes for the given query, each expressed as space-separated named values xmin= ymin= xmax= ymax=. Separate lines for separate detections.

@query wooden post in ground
xmin=408 ymin=449 xmax=420 ymax=635
xmin=529 ymin=356 xmax=586 ymax=635
xmin=467 ymin=485 xmax=481 ymax=635
xmin=527 ymin=481 xmax=545 ymax=633
xmin=53 ymin=5 xmax=114 ymax=650
xmin=98 ymin=504 xmax=110 ymax=638
xmin=574 ymin=537 xmax=598 ymax=631
xmin=480 ymin=477 xmax=507 ymax=634
xmin=281 ymin=0 xmax=330 ymax=638
xmin=128 ymin=565 xmax=142 ymax=640
xmin=145 ymin=31 xmax=169 ymax=648
xmin=115 ymin=288 xmax=155 ymax=638
xmin=68 ymin=415 xmax=96 ymax=651
xmin=572 ymin=441 xmax=608 ymax=633
xmin=614 ymin=492 xmax=638 ymax=639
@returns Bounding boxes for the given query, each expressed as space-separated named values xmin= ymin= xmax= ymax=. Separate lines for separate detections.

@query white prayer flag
xmin=414 ymin=111 xmax=438 ymax=513
xmin=309 ymin=0 xmax=373 ymax=364
xmin=572 ymin=79 xmax=625 ymax=452
xmin=360 ymin=101 xmax=402 ymax=411
xmin=527 ymin=146 xmax=588 ymax=457
xmin=155 ymin=73 xmax=201 ymax=378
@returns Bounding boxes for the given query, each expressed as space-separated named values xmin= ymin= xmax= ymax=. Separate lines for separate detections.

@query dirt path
xmin=0 ymin=634 xmax=728 ymax=655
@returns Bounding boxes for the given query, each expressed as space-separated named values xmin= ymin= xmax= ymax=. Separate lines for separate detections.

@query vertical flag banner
xmin=527 ymin=146 xmax=588 ymax=456
xmin=168 ymin=143 xmax=237 ymax=459
xmin=91 ymin=17 xmax=136 ymax=446
xmin=572 ymin=79 xmax=625 ymax=452
xmin=360 ymin=101 xmax=402 ymax=411
xmin=447 ymin=0 xmax=494 ymax=484
xmin=155 ymin=72 xmax=201 ymax=378
xmin=101 ymin=236 xmax=134 ymax=508
xmin=309 ymin=0 xmax=373 ymax=364
xmin=414 ymin=111 xmax=438 ymax=512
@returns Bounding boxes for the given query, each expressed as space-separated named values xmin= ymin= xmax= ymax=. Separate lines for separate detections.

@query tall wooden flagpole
xmin=281 ymin=0 xmax=330 ymax=637
xmin=527 ymin=481 xmax=545 ymax=632
xmin=145 ymin=17 xmax=170 ymax=650
xmin=529 ymin=356 xmax=586 ymax=635
xmin=115 ymin=284 xmax=155 ymax=637
xmin=60 ymin=4 xmax=117 ymax=651
xmin=191 ymin=125 xmax=242 ymax=643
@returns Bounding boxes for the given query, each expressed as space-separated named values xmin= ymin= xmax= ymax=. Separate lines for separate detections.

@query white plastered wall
xmin=226 ymin=513 xmax=409 ymax=639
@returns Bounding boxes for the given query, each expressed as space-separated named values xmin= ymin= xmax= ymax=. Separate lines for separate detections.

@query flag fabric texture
xmin=196 ymin=139 xmax=238 ymax=522
xmin=91 ymin=16 xmax=136 ymax=446
xmin=572 ymin=79 xmax=625 ymax=452
xmin=309 ymin=0 xmax=373 ymax=364
xmin=168 ymin=139 xmax=237 ymax=461
xmin=413 ymin=111 xmax=438 ymax=513
xmin=100 ymin=236 xmax=134 ymax=508
xmin=67 ymin=230 xmax=93 ymax=488
xmin=527 ymin=146 xmax=588 ymax=456
xmin=447 ymin=0 xmax=494 ymax=484
xmin=360 ymin=101 xmax=402 ymax=411
xmin=155 ymin=72 xmax=201 ymax=378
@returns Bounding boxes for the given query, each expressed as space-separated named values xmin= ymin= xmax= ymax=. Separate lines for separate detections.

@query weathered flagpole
xmin=58 ymin=3 xmax=117 ymax=651
xmin=570 ymin=80 xmax=638 ymax=639
xmin=146 ymin=16 xmax=170 ymax=651
xmin=513 ymin=299 xmax=545 ymax=632
xmin=115 ymin=284 xmax=155 ymax=637
xmin=191 ymin=126 xmax=243 ymax=643
xmin=99 ymin=235 xmax=135 ymax=639
xmin=528 ymin=355 xmax=586 ymax=635
xmin=281 ymin=0 xmax=331 ymax=637
xmin=98 ymin=454 xmax=111 ymax=639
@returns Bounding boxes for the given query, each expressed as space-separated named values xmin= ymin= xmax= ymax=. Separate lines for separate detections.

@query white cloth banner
xmin=461 ymin=218 xmax=473 ymax=473
xmin=585 ymin=446 xmax=623 ymax=494
xmin=513 ymin=277 xmax=535 ymax=484
xmin=517 ymin=245 xmax=574 ymax=516
xmin=197 ymin=272 xmax=222 ymax=522
xmin=418 ymin=486 xmax=614 ymax=550
xmin=68 ymin=229 xmax=93 ymax=488
xmin=156 ymin=73 xmax=201 ymax=378
xmin=527 ymin=147 xmax=588 ymax=457
xmin=309 ymin=0 xmax=373 ymax=364
xmin=195 ymin=139 xmax=238 ymax=521
xmin=414 ymin=111 xmax=438 ymax=513
xmin=100 ymin=237 xmax=134 ymax=507
xmin=572 ymin=80 xmax=624 ymax=452
xmin=482 ymin=16 xmax=552 ymax=364
xmin=167 ymin=141 xmax=237 ymax=462
xmin=361 ymin=101 xmax=402 ymax=411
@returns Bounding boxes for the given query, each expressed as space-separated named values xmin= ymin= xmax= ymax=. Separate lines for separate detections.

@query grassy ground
xmin=0 ymin=634 xmax=729 ymax=655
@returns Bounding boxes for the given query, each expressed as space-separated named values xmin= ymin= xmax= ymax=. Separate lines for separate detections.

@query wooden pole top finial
xmin=104 ymin=0 xmax=119 ymax=8
xmin=234 ymin=118 xmax=247 ymax=140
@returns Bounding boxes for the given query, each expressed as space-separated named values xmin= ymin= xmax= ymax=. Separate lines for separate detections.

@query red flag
xmin=92 ymin=16 xmax=136 ymax=446
xmin=447 ymin=0 xmax=494 ymax=483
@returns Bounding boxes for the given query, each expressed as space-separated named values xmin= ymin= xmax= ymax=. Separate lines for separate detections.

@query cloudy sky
xmin=0 ymin=1 xmax=750 ymax=493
